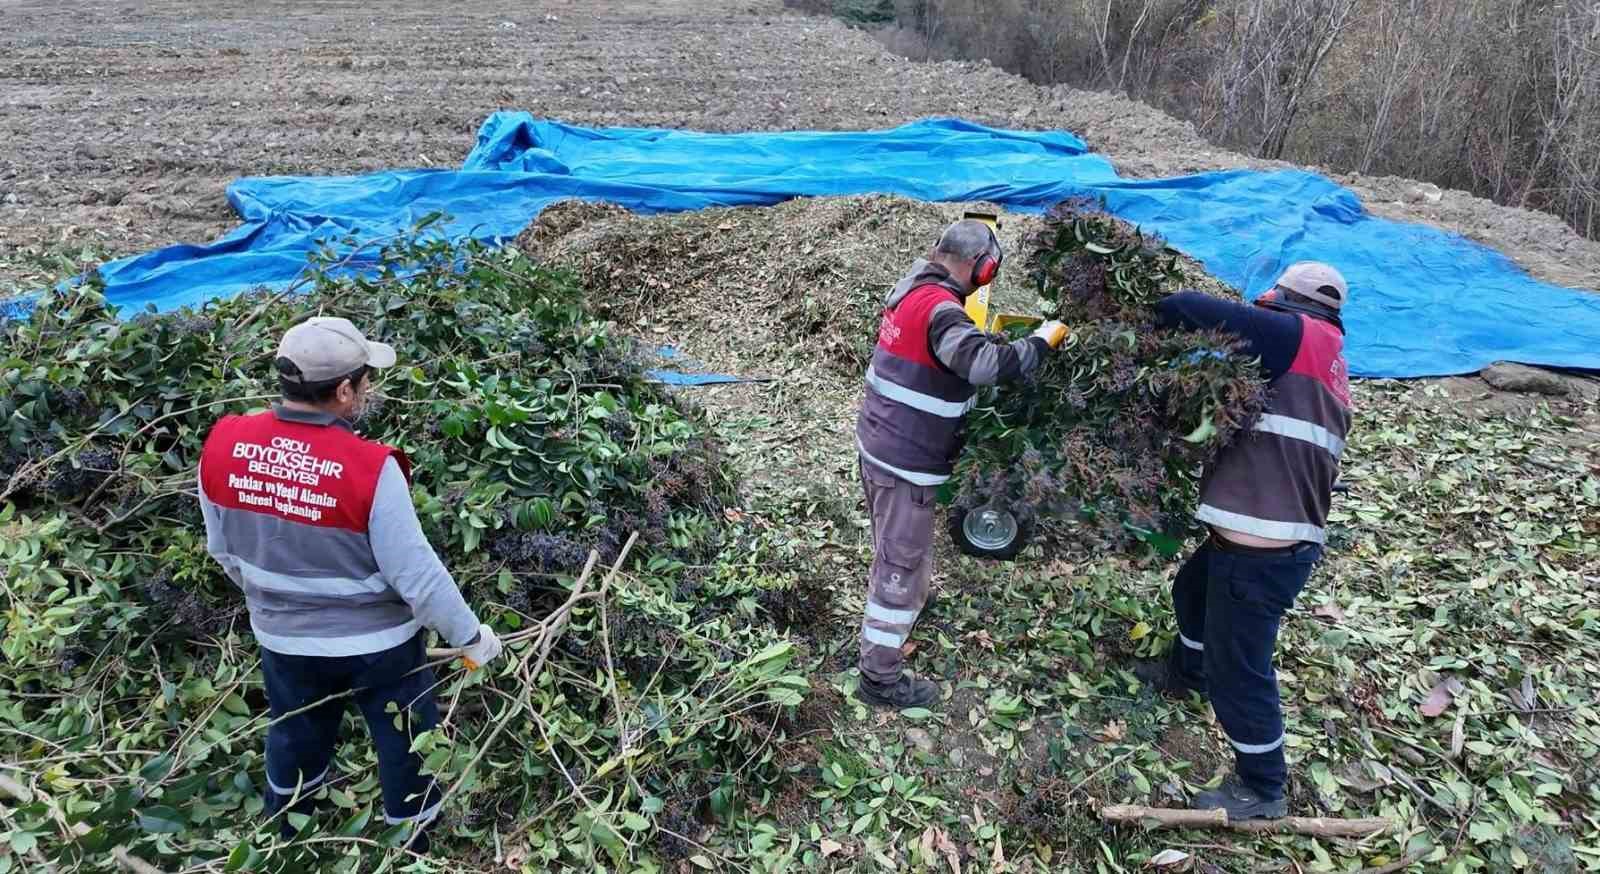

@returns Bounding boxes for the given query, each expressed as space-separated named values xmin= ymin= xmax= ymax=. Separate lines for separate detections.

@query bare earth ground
xmin=3 ymin=0 xmax=1600 ymax=293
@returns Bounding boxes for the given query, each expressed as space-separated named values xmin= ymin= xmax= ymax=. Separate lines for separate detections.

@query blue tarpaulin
xmin=57 ymin=113 xmax=1600 ymax=377
xmin=645 ymin=346 xmax=749 ymax=386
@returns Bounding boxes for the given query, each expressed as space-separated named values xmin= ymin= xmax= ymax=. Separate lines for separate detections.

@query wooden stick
xmin=0 ymin=774 xmax=168 ymax=874
xmin=1100 ymin=804 xmax=1394 ymax=838
xmin=401 ymin=535 xmax=637 ymax=854
xmin=398 ymin=549 xmax=600 ymax=853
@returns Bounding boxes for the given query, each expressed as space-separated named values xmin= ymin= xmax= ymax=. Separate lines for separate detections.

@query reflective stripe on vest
xmin=1254 ymin=413 xmax=1345 ymax=457
xmin=234 ymin=556 xmax=390 ymax=598
xmin=857 ymin=440 xmax=950 ymax=486
xmin=864 ymin=366 xmax=976 ymax=418
xmin=201 ymin=409 xmax=420 ymax=657
xmin=1196 ymin=504 xmax=1326 ymax=544
xmin=251 ymin=618 xmax=422 ymax=658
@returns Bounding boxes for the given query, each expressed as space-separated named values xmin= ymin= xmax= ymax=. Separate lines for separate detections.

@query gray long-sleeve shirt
xmin=927 ymin=300 xmax=1046 ymax=386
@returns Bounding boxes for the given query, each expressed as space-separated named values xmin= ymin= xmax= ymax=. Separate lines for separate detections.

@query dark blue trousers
xmin=1167 ymin=537 xmax=1321 ymax=800
xmin=259 ymin=632 xmax=441 ymax=843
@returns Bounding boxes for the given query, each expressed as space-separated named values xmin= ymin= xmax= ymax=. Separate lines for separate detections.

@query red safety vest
xmin=199 ymin=410 xmax=409 ymax=533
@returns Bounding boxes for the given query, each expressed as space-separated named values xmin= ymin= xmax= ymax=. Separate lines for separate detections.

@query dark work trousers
xmin=857 ymin=456 xmax=937 ymax=685
xmin=1167 ymin=536 xmax=1322 ymax=799
xmin=259 ymin=632 xmax=442 ymax=845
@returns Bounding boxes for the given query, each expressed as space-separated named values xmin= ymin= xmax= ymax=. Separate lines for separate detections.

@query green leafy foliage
xmin=0 ymin=234 xmax=813 ymax=870
xmin=955 ymin=198 xmax=1270 ymax=552
xmin=5 ymin=205 xmax=1599 ymax=874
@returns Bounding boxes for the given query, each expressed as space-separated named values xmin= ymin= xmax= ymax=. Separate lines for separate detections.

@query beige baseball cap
xmin=276 ymin=317 xmax=397 ymax=383
xmin=1276 ymin=261 xmax=1348 ymax=311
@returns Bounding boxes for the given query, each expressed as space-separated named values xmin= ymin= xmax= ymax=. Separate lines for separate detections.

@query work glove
xmin=460 ymin=623 xmax=503 ymax=670
xmin=1033 ymin=320 xmax=1069 ymax=349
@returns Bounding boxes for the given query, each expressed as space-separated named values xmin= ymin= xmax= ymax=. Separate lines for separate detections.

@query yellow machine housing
xmin=960 ymin=210 xmax=1043 ymax=335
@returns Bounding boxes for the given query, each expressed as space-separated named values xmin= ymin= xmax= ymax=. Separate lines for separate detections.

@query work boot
xmin=1192 ymin=776 xmax=1287 ymax=820
xmin=1131 ymin=658 xmax=1205 ymax=700
xmin=856 ymin=672 xmax=940 ymax=709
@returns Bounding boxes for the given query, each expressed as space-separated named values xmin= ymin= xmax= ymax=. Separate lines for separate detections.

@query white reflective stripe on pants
xmin=1226 ymin=732 xmax=1285 ymax=755
xmin=866 ymin=600 xmax=918 ymax=625
xmin=1179 ymin=632 xmax=1205 ymax=651
xmin=862 ymin=625 xmax=906 ymax=649
xmin=267 ymin=765 xmax=329 ymax=797
xmin=385 ymin=796 xmax=444 ymax=825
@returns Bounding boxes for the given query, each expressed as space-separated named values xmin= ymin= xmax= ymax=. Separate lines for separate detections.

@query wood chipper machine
xmin=944 ymin=210 xmax=1048 ymax=560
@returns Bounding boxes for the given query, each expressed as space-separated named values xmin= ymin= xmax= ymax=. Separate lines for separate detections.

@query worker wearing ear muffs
xmin=852 ymin=219 xmax=1067 ymax=710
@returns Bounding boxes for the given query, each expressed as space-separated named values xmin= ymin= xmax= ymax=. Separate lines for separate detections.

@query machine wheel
xmin=949 ymin=503 xmax=1034 ymax=561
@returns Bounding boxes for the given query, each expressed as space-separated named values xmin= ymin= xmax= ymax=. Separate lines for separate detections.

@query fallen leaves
xmin=1340 ymin=760 xmax=1394 ymax=794
xmin=1097 ymin=720 xmax=1127 ymax=743
xmin=1507 ymin=674 xmax=1539 ymax=712
xmin=1418 ymin=676 xmax=1465 ymax=718
xmin=918 ymin=827 xmax=962 ymax=874
xmin=1147 ymin=848 xmax=1191 ymax=869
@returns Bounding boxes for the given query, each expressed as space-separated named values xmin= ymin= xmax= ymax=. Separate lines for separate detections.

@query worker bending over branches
xmin=198 ymin=317 xmax=504 ymax=849
xmin=852 ymin=219 xmax=1068 ymax=709
xmin=1139 ymin=263 xmax=1353 ymax=820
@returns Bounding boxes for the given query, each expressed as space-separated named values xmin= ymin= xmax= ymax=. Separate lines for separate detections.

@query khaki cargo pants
xmin=857 ymin=456 xmax=936 ymax=685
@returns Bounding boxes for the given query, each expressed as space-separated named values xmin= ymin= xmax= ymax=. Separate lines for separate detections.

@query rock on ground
xmin=1482 ymin=362 xmax=1567 ymax=396
xmin=1481 ymin=362 xmax=1599 ymax=399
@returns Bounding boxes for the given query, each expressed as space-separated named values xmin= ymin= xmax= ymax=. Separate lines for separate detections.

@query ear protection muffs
xmin=970 ymin=225 xmax=1003 ymax=288
xmin=1256 ymin=286 xmax=1347 ymax=334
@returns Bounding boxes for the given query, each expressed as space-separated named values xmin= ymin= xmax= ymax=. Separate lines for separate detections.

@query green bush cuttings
xmin=0 ymin=234 xmax=810 ymax=870
xmin=954 ymin=198 xmax=1272 ymax=553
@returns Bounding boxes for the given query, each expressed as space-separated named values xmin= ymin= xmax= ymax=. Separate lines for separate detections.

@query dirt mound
xmin=519 ymin=194 xmax=1022 ymax=375
xmin=519 ymin=194 xmax=1237 ymax=380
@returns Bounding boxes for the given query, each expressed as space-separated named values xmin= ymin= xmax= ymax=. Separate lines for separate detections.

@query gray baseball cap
xmin=1275 ymin=261 xmax=1348 ymax=311
xmin=276 ymin=317 xmax=397 ymax=383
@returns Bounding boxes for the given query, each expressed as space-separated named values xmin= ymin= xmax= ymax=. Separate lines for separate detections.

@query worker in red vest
xmin=853 ymin=219 xmax=1067 ymax=709
xmin=1138 ymin=262 xmax=1353 ymax=820
xmin=198 ymin=317 xmax=502 ymax=849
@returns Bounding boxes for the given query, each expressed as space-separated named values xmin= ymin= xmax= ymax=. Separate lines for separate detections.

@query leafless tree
xmin=866 ymin=0 xmax=1600 ymax=239
xmin=1202 ymin=0 xmax=1365 ymax=159
xmin=1353 ymin=0 xmax=1427 ymax=173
